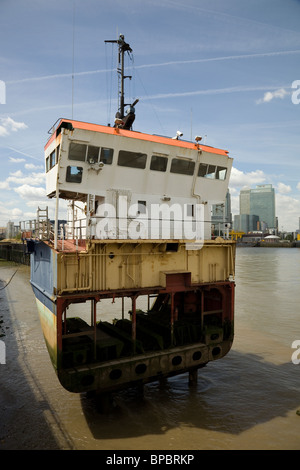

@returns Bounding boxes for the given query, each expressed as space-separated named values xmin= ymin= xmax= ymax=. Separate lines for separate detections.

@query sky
xmin=0 ymin=0 xmax=300 ymax=232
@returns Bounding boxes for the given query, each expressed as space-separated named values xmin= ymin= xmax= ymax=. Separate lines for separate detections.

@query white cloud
xmin=13 ymin=184 xmax=46 ymax=200
xmin=0 ymin=117 xmax=27 ymax=136
xmin=0 ymin=125 xmax=8 ymax=136
xmin=276 ymin=193 xmax=300 ymax=232
xmin=25 ymin=163 xmax=43 ymax=170
xmin=277 ymin=182 xmax=291 ymax=194
xmin=9 ymin=156 xmax=26 ymax=163
xmin=7 ymin=171 xmax=45 ymax=186
xmin=297 ymin=182 xmax=300 ymax=191
xmin=9 ymin=170 xmax=23 ymax=177
xmin=11 ymin=208 xmax=23 ymax=217
xmin=23 ymin=211 xmax=37 ymax=219
xmin=0 ymin=204 xmax=23 ymax=221
xmin=256 ymin=88 xmax=290 ymax=104
xmin=0 ymin=181 xmax=10 ymax=189
xmin=229 ymin=167 xmax=266 ymax=188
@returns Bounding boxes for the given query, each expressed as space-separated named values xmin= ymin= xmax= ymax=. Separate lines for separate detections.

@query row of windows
xmin=65 ymin=162 xmax=227 ymax=184
xmin=47 ymin=143 xmax=227 ymax=181
xmin=66 ymin=143 xmax=227 ymax=180
xmin=46 ymin=145 xmax=60 ymax=172
xmin=69 ymin=142 xmax=114 ymax=165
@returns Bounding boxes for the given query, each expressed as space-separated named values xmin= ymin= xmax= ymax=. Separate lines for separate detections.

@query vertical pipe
xmin=93 ymin=299 xmax=97 ymax=360
xmin=72 ymin=200 xmax=75 ymax=240
xmin=64 ymin=308 xmax=67 ymax=335
xmin=201 ymin=289 xmax=204 ymax=332
xmin=54 ymin=185 xmax=59 ymax=250
xmin=132 ymin=296 xmax=136 ymax=354
xmin=122 ymin=296 xmax=124 ymax=320
xmin=90 ymin=298 xmax=94 ymax=326
xmin=171 ymin=292 xmax=174 ymax=346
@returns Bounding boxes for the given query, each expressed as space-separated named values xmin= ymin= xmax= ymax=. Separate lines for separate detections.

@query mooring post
xmin=189 ymin=369 xmax=198 ymax=386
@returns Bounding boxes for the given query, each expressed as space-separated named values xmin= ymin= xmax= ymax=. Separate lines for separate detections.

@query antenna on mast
xmin=105 ymin=35 xmax=139 ymax=130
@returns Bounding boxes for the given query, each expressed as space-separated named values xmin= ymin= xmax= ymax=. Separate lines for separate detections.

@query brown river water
xmin=0 ymin=247 xmax=299 ymax=450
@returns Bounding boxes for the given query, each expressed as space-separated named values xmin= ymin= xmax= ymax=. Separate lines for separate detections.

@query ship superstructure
xmin=28 ymin=36 xmax=236 ymax=394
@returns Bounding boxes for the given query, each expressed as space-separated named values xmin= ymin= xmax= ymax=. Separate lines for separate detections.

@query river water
xmin=0 ymin=247 xmax=299 ymax=450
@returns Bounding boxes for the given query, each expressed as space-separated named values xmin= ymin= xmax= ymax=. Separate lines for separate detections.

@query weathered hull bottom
xmin=32 ymin=287 xmax=233 ymax=394
xmin=58 ymin=337 xmax=233 ymax=394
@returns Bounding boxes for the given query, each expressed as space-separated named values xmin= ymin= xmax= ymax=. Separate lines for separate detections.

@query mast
xmin=105 ymin=34 xmax=138 ymax=129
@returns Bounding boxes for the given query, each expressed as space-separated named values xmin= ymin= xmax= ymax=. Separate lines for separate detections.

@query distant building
xmin=239 ymin=188 xmax=251 ymax=215
xmin=235 ymin=184 xmax=276 ymax=233
xmin=250 ymin=184 xmax=276 ymax=230
xmin=5 ymin=221 xmax=19 ymax=239
xmin=234 ymin=214 xmax=259 ymax=233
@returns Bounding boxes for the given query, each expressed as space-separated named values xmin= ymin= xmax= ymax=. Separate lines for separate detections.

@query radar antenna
xmin=105 ymin=35 xmax=139 ymax=130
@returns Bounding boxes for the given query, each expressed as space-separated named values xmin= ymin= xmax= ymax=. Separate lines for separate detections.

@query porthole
xmin=212 ymin=347 xmax=221 ymax=357
xmin=192 ymin=351 xmax=202 ymax=361
xmin=172 ymin=355 xmax=182 ymax=366
xmin=135 ymin=363 xmax=147 ymax=375
xmin=210 ymin=333 xmax=219 ymax=341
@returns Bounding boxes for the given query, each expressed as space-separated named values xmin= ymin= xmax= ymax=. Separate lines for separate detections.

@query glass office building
xmin=236 ymin=184 xmax=276 ymax=232
xmin=250 ymin=184 xmax=276 ymax=230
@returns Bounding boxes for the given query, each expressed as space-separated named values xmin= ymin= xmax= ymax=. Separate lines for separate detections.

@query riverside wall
xmin=0 ymin=242 xmax=30 ymax=265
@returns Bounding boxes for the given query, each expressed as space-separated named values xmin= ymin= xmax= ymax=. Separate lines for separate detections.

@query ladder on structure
xmin=36 ymin=207 xmax=49 ymax=240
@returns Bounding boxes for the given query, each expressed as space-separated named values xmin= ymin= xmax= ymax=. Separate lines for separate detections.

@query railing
xmin=20 ymin=210 xmax=232 ymax=246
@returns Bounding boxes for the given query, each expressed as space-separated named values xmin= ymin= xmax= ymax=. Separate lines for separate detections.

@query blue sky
xmin=0 ymin=0 xmax=300 ymax=231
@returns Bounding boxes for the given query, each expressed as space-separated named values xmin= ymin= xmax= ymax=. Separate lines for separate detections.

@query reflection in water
xmin=0 ymin=248 xmax=300 ymax=450
xmin=80 ymin=351 xmax=299 ymax=443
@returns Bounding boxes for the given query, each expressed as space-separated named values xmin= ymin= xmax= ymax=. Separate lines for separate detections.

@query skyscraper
xmin=250 ymin=184 xmax=276 ymax=230
xmin=239 ymin=188 xmax=250 ymax=215
xmin=236 ymin=184 xmax=276 ymax=232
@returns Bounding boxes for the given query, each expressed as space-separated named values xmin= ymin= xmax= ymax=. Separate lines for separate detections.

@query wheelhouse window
xmin=198 ymin=163 xmax=208 ymax=177
xmin=66 ymin=166 xmax=83 ymax=183
xmin=170 ymin=158 xmax=195 ymax=175
xmin=117 ymin=150 xmax=147 ymax=169
xmin=68 ymin=143 xmax=87 ymax=161
xmin=150 ymin=155 xmax=168 ymax=172
xmin=87 ymin=146 xmax=99 ymax=164
xmin=198 ymin=163 xmax=227 ymax=180
xmin=46 ymin=144 xmax=60 ymax=172
xmin=206 ymin=165 xmax=216 ymax=179
xmin=216 ymin=166 xmax=227 ymax=180
xmin=100 ymin=147 xmax=113 ymax=165
xmin=50 ymin=150 xmax=56 ymax=169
